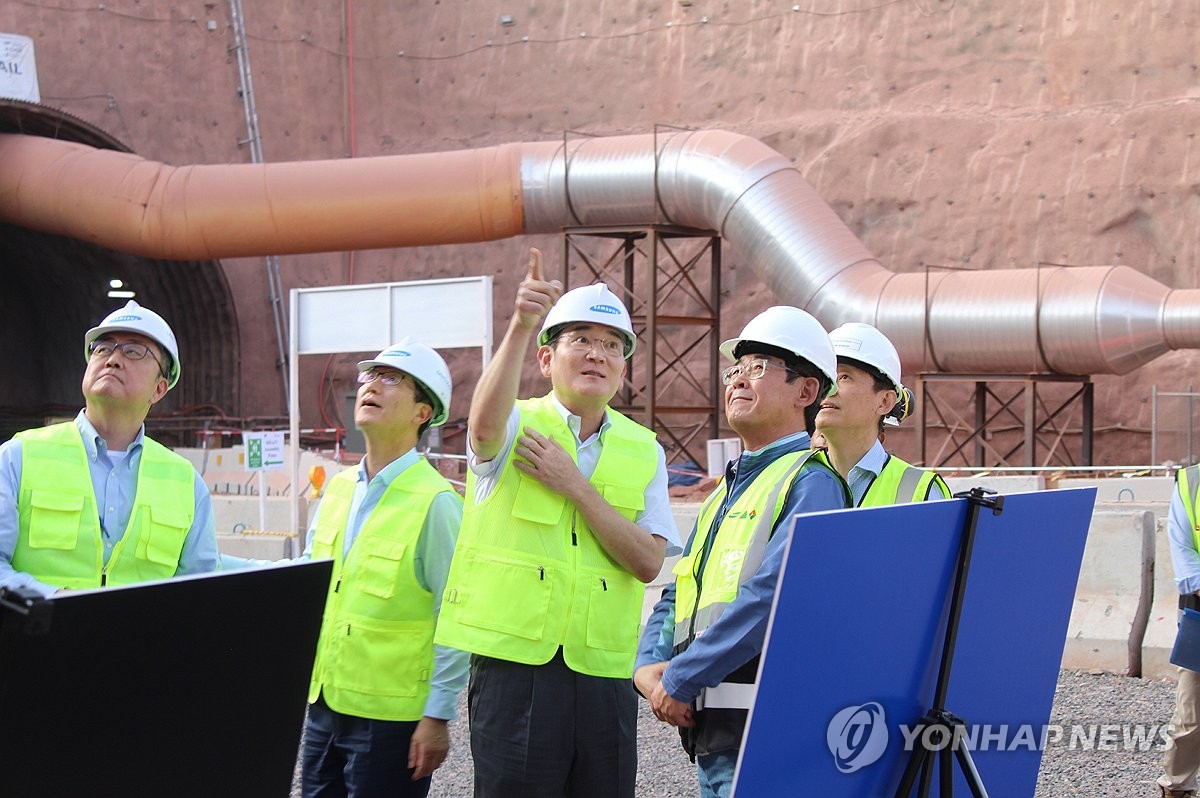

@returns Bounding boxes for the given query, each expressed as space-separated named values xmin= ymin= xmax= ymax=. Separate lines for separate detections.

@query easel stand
xmin=895 ymin=487 xmax=1005 ymax=798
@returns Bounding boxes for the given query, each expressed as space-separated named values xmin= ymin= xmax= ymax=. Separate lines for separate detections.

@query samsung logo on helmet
xmin=589 ymin=303 xmax=621 ymax=316
xmin=110 ymin=314 xmax=142 ymax=323
xmin=384 ymin=349 xmax=412 ymax=357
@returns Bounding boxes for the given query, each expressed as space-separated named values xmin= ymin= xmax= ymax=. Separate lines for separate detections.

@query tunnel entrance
xmin=0 ymin=100 xmax=238 ymax=445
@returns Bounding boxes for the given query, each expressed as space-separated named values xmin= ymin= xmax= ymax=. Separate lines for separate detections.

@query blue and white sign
xmin=734 ymin=488 xmax=1095 ymax=797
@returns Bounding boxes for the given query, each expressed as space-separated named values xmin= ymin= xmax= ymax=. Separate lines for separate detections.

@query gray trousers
xmin=468 ymin=650 xmax=637 ymax=798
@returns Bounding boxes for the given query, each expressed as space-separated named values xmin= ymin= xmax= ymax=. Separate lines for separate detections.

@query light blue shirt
xmin=469 ymin=397 xmax=681 ymax=552
xmin=302 ymin=451 xmax=468 ymax=721
xmin=1168 ymin=483 xmax=1200 ymax=596
xmin=636 ymin=431 xmax=850 ymax=703
xmin=847 ymin=439 xmax=890 ymax=506
xmin=0 ymin=411 xmax=220 ymax=598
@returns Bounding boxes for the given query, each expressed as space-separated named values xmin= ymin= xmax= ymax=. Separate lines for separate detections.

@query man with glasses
xmin=0 ymin=300 xmax=219 ymax=596
xmin=299 ymin=339 xmax=466 ymax=798
xmin=435 ymin=248 xmax=678 ymax=798
xmin=634 ymin=306 xmax=850 ymax=798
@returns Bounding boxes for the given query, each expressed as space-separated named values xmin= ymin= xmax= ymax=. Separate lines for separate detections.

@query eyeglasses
xmin=557 ymin=332 xmax=625 ymax=359
xmin=89 ymin=339 xmax=168 ymax=377
xmin=721 ymin=358 xmax=798 ymax=386
xmin=357 ymin=369 xmax=406 ymax=386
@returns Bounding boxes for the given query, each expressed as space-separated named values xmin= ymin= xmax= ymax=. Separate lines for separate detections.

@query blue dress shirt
xmin=1168 ymin=485 xmax=1200 ymax=596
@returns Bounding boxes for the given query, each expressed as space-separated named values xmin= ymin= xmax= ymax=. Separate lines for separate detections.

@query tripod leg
xmin=940 ymin=735 xmax=954 ymax=795
xmin=954 ymin=742 xmax=990 ymax=798
xmin=894 ymin=724 xmax=931 ymax=797
xmin=918 ymin=750 xmax=934 ymax=798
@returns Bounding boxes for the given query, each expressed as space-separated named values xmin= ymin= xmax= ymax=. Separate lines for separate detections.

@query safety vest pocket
xmin=334 ymin=616 xmax=429 ymax=698
xmin=454 ymin=551 xmax=553 ymax=641
xmin=27 ymin=490 xmax=85 ymax=551
xmin=142 ymin=504 xmax=191 ymax=566
xmin=600 ymin=483 xmax=645 ymax=520
xmin=310 ymin=519 xmax=342 ymax=559
xmin=511 ymin=474 xmax=566 ymax=526
xmin=356 ymin=540 xmax=408 ymax=600
xmin=584 ymin=574 xmax=641 ymax=654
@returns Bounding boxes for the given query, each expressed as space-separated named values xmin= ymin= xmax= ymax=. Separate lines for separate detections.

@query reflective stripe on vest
xmin=435 ymin=394 xmax=658 ymax=678
xmin=15 ymin=422 xmax=195 ymax=588
xmin=673 ymin=449 xmax=819 ymax=649
xmin=307 ymin=460 xmax=458 ymax=721
xmin=860 ymin=455 xmax=951 ymax=507
xmin=1178 ymin=465 xmax=1200 ymax=555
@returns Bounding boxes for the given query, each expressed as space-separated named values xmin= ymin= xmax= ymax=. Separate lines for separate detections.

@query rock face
xmin=5 ymin=0 xmax=1199 ymax=466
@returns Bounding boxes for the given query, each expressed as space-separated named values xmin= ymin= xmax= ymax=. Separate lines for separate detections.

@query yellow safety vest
xmin=860 ymin=455 xmax=951 ymax=507
xmin=673 ymin=449 xmax=824 ymax=646
xmin=308 ymin=460 xmax=460 ymax=721
xmin=435 ymin=395 xmax=658 ymax=678
xmin=14 ymin=422 xmax=196 ymax=588
xmin=1176 ymin=465 xmax=1200 ymax=555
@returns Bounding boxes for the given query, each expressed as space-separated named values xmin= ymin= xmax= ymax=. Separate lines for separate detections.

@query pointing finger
xmin=528 ymin=247 xmax=543 ymax=282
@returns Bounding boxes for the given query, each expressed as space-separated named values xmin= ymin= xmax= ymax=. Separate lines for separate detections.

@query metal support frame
xmin=561 ymin=225 xmax=721 ymax=471
xmin=916 ymin=373 xmax=1094 ymax=468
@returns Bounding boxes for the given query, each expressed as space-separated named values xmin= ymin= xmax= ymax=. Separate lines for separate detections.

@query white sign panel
xmin=0 ymin=34 xmax=40 ymax=103
xmin=243 ymin=430 xmax=286 ymax=472
xmin=295 ymin=277 xmax=492 ymax=354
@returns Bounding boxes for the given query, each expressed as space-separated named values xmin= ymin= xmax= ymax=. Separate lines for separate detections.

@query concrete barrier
xmin=1145 ymin=514 xmax=1182 ymax=679
xmin=1058 ymin=475 xmax=1175 ymax=504
xmin=1063 ymin=508 xmax=1155 ymax=675
xmin=216 ymin=530 xmax=298 ymax=561
xmin=198 ymin=466 xmax=1183 ymax=680
xmin=943 ymin=474 xmax=1045 ymax=495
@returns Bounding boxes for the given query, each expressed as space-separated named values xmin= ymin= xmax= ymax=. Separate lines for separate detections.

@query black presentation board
xmin=0 ymin=560 xmax=332 ymax=797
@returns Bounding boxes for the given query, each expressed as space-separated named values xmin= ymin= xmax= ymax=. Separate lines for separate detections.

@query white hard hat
xmin=84 ymin=300 xmax=181 ymax=389
xmin=828 ymin=322 xmax=903 ymax=394
xmin=357 ymin=337 xmax=453 ymax=427
xmin=719 ymin=306 xmax=837 ymax=395
xmin=537 ymin=284 xmax=637 ymax=357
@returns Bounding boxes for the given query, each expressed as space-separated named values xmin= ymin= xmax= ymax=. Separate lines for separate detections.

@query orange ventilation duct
xmin=2 ymin=128 xmax=1199 ymax=376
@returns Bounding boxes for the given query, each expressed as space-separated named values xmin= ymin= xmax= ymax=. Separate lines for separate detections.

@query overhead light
xmin=109 ymin=278 xmax=124 ymax=288
xmin=108 ymin=290 xmax=135 ymax=299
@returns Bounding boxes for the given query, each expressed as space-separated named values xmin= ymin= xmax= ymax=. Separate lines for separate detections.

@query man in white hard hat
xmin=817 ymin=322 xmax=950 ymax=505
xmin=634 ymin=305 xmax=851 ymax=798
xmin=299 ymin=339 xmax=467 ymax=798
xmin=0 ymin=300 xmax=219 ymax=595
xmin=435 ymin=248 xmax=678 ymax=798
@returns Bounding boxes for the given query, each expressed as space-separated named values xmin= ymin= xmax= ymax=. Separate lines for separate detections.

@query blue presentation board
xmin=733 ymin=488 xmax=1096 ymax=797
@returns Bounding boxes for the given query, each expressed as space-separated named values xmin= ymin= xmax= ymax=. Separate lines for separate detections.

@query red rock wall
xmin=5 ymin=0 xmax=1198 ymax=465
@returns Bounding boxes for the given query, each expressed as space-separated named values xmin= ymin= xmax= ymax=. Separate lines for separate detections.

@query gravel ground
xmin=292 ymin=669 xmax=1179 ymax=796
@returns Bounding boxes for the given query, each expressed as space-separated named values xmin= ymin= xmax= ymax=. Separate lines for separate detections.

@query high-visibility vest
xmin=435 ymin=394 xmax=658 ymax=678
xmin=1176 ymin=465 xmax=1200 ymax=555
xmin=860 ymin=455 xmax=951 ymax=507
xmin=673 ymin=449 xmax=823 ymax=647
xmin=671 ymin=447 xmax=841 ymax=757
xmin=308 ymin=459 xmax=460 ymax=721
xmin=14 ymin=422 xmax=195 ymax=588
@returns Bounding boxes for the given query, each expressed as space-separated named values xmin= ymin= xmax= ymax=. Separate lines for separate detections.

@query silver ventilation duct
xmin=1 ymin=127 xmax=1195 ymax=376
